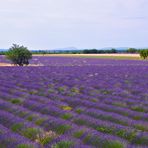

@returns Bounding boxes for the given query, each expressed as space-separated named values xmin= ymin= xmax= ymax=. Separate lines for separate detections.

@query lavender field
xmin=0 ymin=56 xmax=148 ymax=148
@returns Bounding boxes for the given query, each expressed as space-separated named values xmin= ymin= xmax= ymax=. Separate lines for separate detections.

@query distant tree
xmin=111 ymin=48 xmax=117 ymax=53
xmin=6 ymin=44 xmax=32 ymax=66
xmin=83 ymin=49 xmax=90 ymax=54
xmin=42 ymin=51 xmax=47 ymax=56
xmin=97 ymin=50 xmax=105 ymax=53
xmin=0 ymin=51 xmax=6 ymax=55
xmin=83 ymin=49 xmax=98 ymax=54
xmin=127 ymin=48 xmax=137 ymax=53
xmin=83 ymin=49 xmax=117 ymax=54
xmin=139 ymin=49 xmax=148 ymax=59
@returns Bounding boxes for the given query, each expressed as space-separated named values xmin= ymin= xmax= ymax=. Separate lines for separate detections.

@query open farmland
xmin=33 ymin=54 xmax=141 ymax=60
xmin=0 ymin=56 xmax=148 ymax=148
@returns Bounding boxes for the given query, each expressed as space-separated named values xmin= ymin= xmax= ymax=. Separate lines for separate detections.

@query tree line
xmin=1 ymin=45 xmax=148 ymax=66
xmin=1 ymin=48 xmax=147 ymax=55
xmin=31 ymin=48 xmax=148 ymax=59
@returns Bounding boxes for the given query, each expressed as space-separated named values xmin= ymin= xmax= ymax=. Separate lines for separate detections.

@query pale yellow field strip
xmin=33 ymin=53 xmax=140 ymax=57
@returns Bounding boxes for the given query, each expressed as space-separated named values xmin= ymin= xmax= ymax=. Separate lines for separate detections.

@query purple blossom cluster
xmin=0 ymin=56 xmax=148 ymax=147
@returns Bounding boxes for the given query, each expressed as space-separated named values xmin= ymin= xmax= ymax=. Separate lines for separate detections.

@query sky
xmin=0 ymin=0 xmax=148 ymax=50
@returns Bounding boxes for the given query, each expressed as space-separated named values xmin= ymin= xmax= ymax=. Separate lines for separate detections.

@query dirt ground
xmin=0 ymin=63 xmax=11 ymax=66
xmin=0 ymin=63 xmax=42 ymax=67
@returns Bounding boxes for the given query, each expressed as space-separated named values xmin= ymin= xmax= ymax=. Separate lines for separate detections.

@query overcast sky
xmin=0 ymin=0 xmax=148 ymax=50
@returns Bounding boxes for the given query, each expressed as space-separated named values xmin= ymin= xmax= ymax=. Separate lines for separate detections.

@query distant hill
xmin=0 ymin=49 xmax=8 ymax=52
xmin=100 ymin=47 xmax=148 ymax=50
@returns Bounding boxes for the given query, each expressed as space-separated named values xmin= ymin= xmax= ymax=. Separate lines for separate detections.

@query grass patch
xmin=27 ymin=115 xmax=35 ymax=121
xmin=39 ymin=136 xmax=53 ymax=146
xmin=96 ymin=126 xmax=136 ymax=141
xmin=134 ymin=124 xmax=148 ymax=131
xmin=73 ymin=130 xmax=84 ymax=138
xmin=87 ymin=112 xmax=128 ymax=126
xmin=74 ymin=118 xmax=86 ymax=125
xmin=75 ymin=108 xmax=83 ymax=114
xmin=103 ymin=141 xmax=124 ymax=148
xmin=131 ymin=135 xmax=148 ymax=145
xmin=133 ymin=116 xmax=142 ymax=120
xmin=96 ymin=126 xmax=113 ymax=134
xmin=71 ymin=87 xmax=80 ymax=94
xmin=55 ymin=125 xmax=71 ymax=134
xmin=91 ymin=98 xmax=98 ymax=102
xmin=10 ymin=99 xmax=22 ymax=104
xmin=22 ymin=128 xmax=40 ymax=140
xmin=11 ymin=123 xmax=23 ymax=132
xmin=19 ymin=111 xmax=28 ymax=117
xmin=35 ymin=118 xmax=46 ymax=126
xmin=17 ymin=144 xmax=34 ymax=148
xmin=131 ymin=106 xmax=145 ymax=112
xmin=61 ymin=106 xmax=72 ymax=111
xmin=83 ymin=134 xmax=124 ymax=148
xmin=61 ymin=113 xmax=72 ymax=120
xmin=58 ymin=87 xmax=67 ymax=93
xmin=112 ymin=102 xmax=127 ymax=108
xmin=78 ymin=55 xmax=140 ymax=60
xmin=52 ymin=141 xmax=74 ymax=148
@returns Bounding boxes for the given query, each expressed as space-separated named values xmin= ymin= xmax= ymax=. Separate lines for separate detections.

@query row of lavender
xmin=0 ymin=57 xmax=148 ymax=147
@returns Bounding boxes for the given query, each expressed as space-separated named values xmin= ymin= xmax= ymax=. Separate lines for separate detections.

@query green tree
xmin=127 ymin=48 xmax=137 ymax=53
xmin=6 ymin=44 xmax=32 ymax=66
xmin=111 ymin=48 xmax=117 ymax=53
xmin=139 ymin=49 xmax=148 ymax=59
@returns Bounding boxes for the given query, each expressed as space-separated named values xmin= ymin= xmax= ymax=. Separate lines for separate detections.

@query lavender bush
xmin=0 ymin=56 xmax=148 ymax=147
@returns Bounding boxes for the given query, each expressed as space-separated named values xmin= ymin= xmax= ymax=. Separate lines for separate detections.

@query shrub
xmin=139 ymin=49 xmax=148 ymax=59
xmin=6 ymin=44 xmax=32 ymax=66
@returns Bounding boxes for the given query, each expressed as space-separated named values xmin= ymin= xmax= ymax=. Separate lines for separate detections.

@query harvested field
xmin=33 ymin=53 xmax=140 ymax=57
xmin=33 ymin=54 xmax=141 ymax=60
